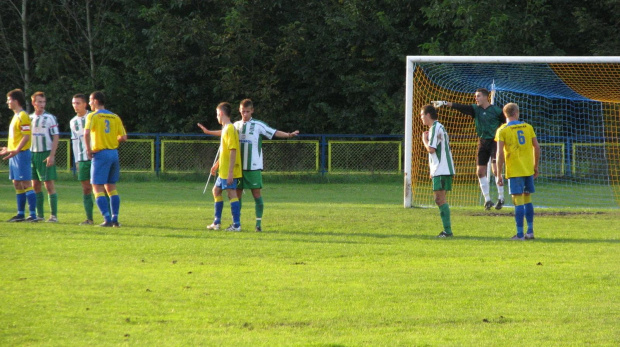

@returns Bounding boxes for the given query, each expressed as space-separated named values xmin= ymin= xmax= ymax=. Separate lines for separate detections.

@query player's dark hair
xmin=422 ymin=104 xmax=438 ymax=120
xmin=475 ymin=88 xmax=490 ymax=97
xmin=6 ymin=89 xmax=26 ymax=108
xmin=217 ymin=102 xmax=232 ymax=116
xmin=240 ymin=99 xmax=253 ymax=108
xmin=73 ymin=93 xmax=88 ymax=103
xmin=91 ymin=91 xmax=105 ymax=106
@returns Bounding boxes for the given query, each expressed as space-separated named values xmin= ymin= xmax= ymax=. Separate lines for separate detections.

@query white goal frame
xmin=403 ymin=56 xmax=620 ymax=208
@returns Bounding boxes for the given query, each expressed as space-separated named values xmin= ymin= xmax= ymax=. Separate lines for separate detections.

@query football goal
xmin=404 ymin=56 xmax=620 ymax=208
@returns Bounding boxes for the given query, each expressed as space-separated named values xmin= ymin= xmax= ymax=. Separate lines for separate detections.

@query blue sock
xmin=231 ymin=199 xmax=241 ymax=227
xmin=109 ymin=194 xmax=120 ymax=222
xmin=524 ymin=203 xmax=534 ymax=234
xmin=26 ymin=190 xmax=37 ymax=217
xmin=214 ymin=200 xmax=224 ymax=224
xmin=96 ymin=194 xmax=111 ymax=222
xmin=515 ymin=205 xmax=525 ymax=237
xmin=16 ymin=192 xmax=26 ymax=217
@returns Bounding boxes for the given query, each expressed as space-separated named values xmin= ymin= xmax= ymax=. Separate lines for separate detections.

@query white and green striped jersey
xmin=29 ymin=112 xmax=59 ymax=153
xmin=427 ymin=120 xmax=456 ymax=177
xmin=233 ymin=118 xmax=276 ymax=170
xmin=70 ymin=114 xmax=89 ymax=162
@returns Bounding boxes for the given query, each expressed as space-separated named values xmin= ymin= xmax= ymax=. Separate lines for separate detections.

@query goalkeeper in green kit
xmin=433 ymin=88 xmax=505 ymax=210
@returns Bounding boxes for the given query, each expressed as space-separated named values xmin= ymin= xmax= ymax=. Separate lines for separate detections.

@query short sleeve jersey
xmin=30 ymin=112 xmax=60 ymax=152
xmin=233 ymin=118 xmax=276 ymax=171
xmin=427 ymin=120 xmax=456 ymax=177
xmin=70 ymin=114 xmax=89 ymax=162
xmin=85 ymin=109 xmax=126 ymax=152
xmin=8 ymin=111 xmax=32 ymax=151
xmin=495 ymin=121 xmax=537 ymax=178
xmin=471 ymin=104 xmax=504 ymax=139
xmin=218 ymin=123 xmax=242 ymax=179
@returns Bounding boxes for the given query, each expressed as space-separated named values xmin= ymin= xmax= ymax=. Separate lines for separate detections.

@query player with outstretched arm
xmin=433 ymin=88 xmax=505 ymax=210
xmin=198 ymin=99 xmax=299 ymax=232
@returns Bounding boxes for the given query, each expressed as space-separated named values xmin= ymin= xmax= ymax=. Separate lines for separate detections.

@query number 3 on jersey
xmin=104 ymin=119 xmax=110 ymax=133
xmin=517 ymin=130 xmax=525 ymax=145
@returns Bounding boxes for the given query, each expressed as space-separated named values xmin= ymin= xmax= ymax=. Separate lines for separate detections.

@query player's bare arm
xmin=198 ymin=123 xmax=222 ymax=136
xmin=422 ymin=131 xmax=435 ymax=154
xmin=45 ymin=134 xmax=59 ymax=167
xmin=274 ymin=130 xmax=300 ymax=139
xmin=2 ymin=135 xmax=30 ymax=160
xmin=227 ymin=149 xmax=236 ymax=185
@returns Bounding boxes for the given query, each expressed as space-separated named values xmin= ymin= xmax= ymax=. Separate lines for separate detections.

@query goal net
xmin=404 ymin=56 xmax=620 ymax=209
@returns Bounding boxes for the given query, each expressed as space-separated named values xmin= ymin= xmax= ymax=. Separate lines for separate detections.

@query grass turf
xmin=0 ymin=179 xmax=618 ymax=346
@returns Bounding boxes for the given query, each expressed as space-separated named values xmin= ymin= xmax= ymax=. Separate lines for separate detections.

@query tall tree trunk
xmin=86 ymin=0 xmax=96 ymax=88
xmin=21 ymin=0 xmax=29 ymax=104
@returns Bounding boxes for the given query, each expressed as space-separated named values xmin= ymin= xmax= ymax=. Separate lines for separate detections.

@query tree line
xmin=1 ymin=0 xmax=618 ymax=135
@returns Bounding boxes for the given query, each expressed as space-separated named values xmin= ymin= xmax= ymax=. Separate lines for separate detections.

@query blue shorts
xmin=9 ymin=150 xmax=32 ymax=181
xmin=91 ymin=149 xmax=120 ymax=185
xmin=215 ymin=177 xmax=240 ymax=190
xmin=508 ymin=176 xmax=535 ymax=195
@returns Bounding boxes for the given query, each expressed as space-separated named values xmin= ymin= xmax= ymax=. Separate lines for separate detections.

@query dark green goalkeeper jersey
xmin=452 ymin=103 xmax=505 ymax=139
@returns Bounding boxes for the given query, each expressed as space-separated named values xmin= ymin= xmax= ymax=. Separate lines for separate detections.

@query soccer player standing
xmin=495 ymin=103 xmax=540 ymax=240
xmin=70 ymin=94 xmax=94 ymax=225
xmin=420 ymin=104 xmax=455 ymax=238
xmin=433 ymin=88 xmax=505 ymax=210
xmin=29 ymin=92 xmax=60 ymax=222
xmin=233 ymin=99 xmax=299 ymax=232
xmin=204 ymin=102 xmax=243 ymax=231
xmin=84 ymin=91 xmax=127 ymax=227
xmin=1 ymin=89 xmax=38 ymax=222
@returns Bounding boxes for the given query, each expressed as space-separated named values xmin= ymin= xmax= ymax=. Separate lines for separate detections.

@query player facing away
xmin=2 ymin=89 xmax=38 ymax=222
xmin=84 ymin=91 xmax=127 ymax=227
xmin=205 ymin=102 xmax=243 ymax=231
xmin=495 ymin=103 xmax=540 ymax=240
xmin=420 ymin=105 xmax=455 ymax=238
xmin=70 ymin=94 xmax=94 ymax=225
xmin=433 ymin=88 xmax=506 ymax=210
xmin=29 ymin=92 xmax=60 ymax=222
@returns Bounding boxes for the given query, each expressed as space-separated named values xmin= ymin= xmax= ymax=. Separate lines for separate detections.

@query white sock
xmin=496 ymin=182 xmax=504 ymax=200
xmin=479 ymin=176 xmax=491 ymax=202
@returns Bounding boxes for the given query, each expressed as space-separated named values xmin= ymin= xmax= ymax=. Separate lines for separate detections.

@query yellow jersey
xmin=85 ymin=110 xmax=126 ymax=152
xmin=218 ymin=123 xmax=242 ymax=179
xmin=8 ymin=111 xmax=31 ymax=151
xmin=495 ymin=121 xmax=537 ymax=178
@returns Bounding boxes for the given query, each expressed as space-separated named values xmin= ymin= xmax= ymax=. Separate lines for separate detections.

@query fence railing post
xmin=155 ymin=133 xmax=161 ymax=176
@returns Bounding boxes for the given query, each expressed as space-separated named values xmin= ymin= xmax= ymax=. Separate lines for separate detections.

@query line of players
xmin=423 ymin=89 xmax=540 ymax=240
xmin=2 ymin=89 xmax=126 ymax=227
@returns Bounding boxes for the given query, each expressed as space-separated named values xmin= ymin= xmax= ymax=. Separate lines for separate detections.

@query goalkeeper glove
xmin=432 ymin=101 xmax=447 ymax=108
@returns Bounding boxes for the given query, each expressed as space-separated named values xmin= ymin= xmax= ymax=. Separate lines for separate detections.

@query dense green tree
xmin=1 ymin=0 xmax=619 ymax=134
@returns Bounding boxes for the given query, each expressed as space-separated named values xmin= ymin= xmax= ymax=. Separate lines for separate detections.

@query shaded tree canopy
xmin=1 ymin=0 xmax=619 ymax=134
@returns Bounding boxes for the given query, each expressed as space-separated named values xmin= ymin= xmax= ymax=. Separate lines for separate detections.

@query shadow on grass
xmin=16 ymin=224 xmax=618 ymax=245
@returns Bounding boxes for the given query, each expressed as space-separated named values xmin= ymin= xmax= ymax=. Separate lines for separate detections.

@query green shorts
xmin=77 ymin=160 xmax=92 ymax=181
xmin=31 ymin=151 xmax=57 ymax=181
xmin=432 ymin=175 xmax=453 ymax=192
xmin=239 ymin=170 xmax=263 ymax=190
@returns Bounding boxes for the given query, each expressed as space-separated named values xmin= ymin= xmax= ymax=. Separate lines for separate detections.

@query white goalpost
xmin=404 ymin=56 xmax=620 ymax=208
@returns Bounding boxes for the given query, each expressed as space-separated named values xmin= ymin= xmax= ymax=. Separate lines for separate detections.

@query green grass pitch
xmin=1 ymin=178 xmax=618 ymax=346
